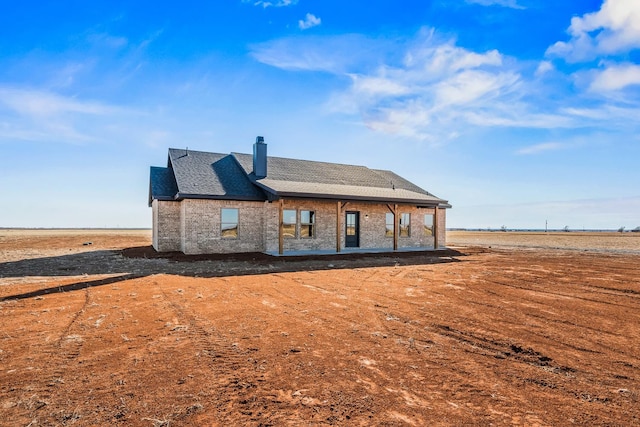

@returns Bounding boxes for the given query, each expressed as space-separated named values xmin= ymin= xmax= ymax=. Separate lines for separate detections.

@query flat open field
xmin=447 ymin=230 xmax=640 ymax=254
xmin=1 ymin=230 xmax=639 ymax=426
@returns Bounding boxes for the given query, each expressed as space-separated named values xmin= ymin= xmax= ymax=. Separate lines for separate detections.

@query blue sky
xmin=1 ymin=0 xmax=638 ymax=229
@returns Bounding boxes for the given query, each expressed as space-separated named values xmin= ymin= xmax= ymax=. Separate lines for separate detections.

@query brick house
xmin=149 ymin=137 xmax=450 ymax=255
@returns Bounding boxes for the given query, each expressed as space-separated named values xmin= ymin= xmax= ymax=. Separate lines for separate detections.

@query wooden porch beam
xmin=278 ymin=199 xmax=284 ymax=255
xmin=336 ymin=201 xmax=342 ymax=253
xmin=433 ymin=206 xmax=439 ymax=249
xmin=393 ymin=203 xmax=399 ymax=251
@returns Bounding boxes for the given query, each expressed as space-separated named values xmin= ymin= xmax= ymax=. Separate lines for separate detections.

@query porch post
xmin=336 ymin=200 xmax=341 ymax=253
xmin=433 ymin=206 xmax=439 ymax=249
xmin=278 ymin=199 xmax=284 ymax=255
xmin=393 ymin=203 xmax=399 ymax=251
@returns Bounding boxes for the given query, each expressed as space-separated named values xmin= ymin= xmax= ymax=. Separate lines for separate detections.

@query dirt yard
xmin=1 ymin=229 xmax=639 ymax=426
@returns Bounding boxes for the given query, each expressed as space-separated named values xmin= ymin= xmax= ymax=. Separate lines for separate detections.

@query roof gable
xmin=149 ymin=166 xmax=179 ymax=205
xmin=161 ymin=148 xmax=265 ymax=200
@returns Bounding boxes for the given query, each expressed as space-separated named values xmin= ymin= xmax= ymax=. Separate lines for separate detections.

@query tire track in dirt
xmin=464 ymin=287 xmax=632 ymax=342
xmin=491 ymin=254 xmax=640 ymax=286
xmin=152 ymin=282 xmax=272 ymax=425
xmin=279 ymin=269 xmax=446 ymax=355
xmin=334 ymin=255 xmax=639 ymax=423
xmin=252 ymin=273 xmax=409 ymax=424
xmin=276 ymin=270 xmax=467 ymax=423
xmin=503 ymin=267 xmax=640 ymax=301
xmin=412 ymin=322 xmax=630 ymax=426
xmin=481 ymin=277 xmax=638 ymax=309
xmin=430 ymin=324 xmax=575 ymax=375
xmin=15 ymin=286 xmax=91 ymax=424
xmin=457 ymin=268 xmax=640 ymax=360
xmin=282 ymin=272 xmax=426 ymax=351
xmin=211 ymin=273 xmax=382 ymax=425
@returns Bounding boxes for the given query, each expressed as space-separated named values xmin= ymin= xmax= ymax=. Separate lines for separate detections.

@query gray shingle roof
xmin=232 ymin=152 xmax=447 ymax=206
xmin=149 ymin=147 xmax=449 ymax=207
xmin=167 ymin=148 xmax=265 ymax=200
xmin=254 ymin=179 xmax=444 ymax=204
xmin=148 ymin=166 xmax=178 ymax=205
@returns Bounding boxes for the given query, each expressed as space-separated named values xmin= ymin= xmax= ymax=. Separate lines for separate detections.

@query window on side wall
xmin=385 ymin=212 xmax=394 ymax=237
xmin=221 ymin=208 xmax=239 ymax=238
xmin=283 ymin=209 xmax=297 ymax=238
xmin=424 ymin=213 xmax=434 ymax=236
xmin=300 ymin=210 xmax=315 ymax=238
xmin=400 ymin=213 xmax=411 ymax=237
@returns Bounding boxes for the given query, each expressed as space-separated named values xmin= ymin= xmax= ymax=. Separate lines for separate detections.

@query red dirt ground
xmin=1 ymin=230 xmax=639 ymax=426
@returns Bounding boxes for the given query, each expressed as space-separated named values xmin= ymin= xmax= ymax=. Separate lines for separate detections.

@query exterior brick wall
xmin=180 ymin=199 xmax=266 ymax=255
xmin=342 ymin=203 xmax=437 ymax=250
xmin=264 ymin=202 xmax=279 ymax=253
xmin=265 ymin=200 xmax=339 ymax=253
xmin=342 ymin=202 xmax=394 ymax=250
xmin=437 ymin=207 xmax=447 ymax=248
xmin=412 ymin=207 xmax=438 ymax=249
xmin=263 ymin=200 xmax=445 ymax=254
xmin=152 ymin=197 xmax=448 ymax=254
xmin=152 ymin=200 xmax=181 ymax=252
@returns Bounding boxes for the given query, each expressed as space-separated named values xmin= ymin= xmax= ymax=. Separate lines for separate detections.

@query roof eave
xmin=148 ymin=195 xmax=177 ymax=207
xmin=266 ymin=190 xmax=446 ymax=206
xmin=174 ymin=192 xmax=266 ymax=202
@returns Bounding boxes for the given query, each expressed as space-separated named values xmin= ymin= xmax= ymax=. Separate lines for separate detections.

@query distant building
xmin=149 ymin=137 xmax=450 ymax=255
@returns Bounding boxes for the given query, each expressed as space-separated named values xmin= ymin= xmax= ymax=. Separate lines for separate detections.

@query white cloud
xmin=589 ymin=62 xmax=640 ymax=91
xmin=254 ymin=28 xmax=640 ymax=142
xmin=298 ymin=13 xmax=321 ymax=30
xmin=86 ymin=32 xmax=128 ymax=50
xmin=462 ymin=109 xmax=573 ymax=128
xmin=328 ymin=34 xmax=565 ymax=141
xmin=516 ymin=142 xmax=565 ymax=155
xmin=560 ymin=104 xmax=640 ymax=130
xmin=0 ymin=86 xmax=135 ymax=143
xmin=465 ymin=0 xmax=525 ymax=9
xmin=349 ymin=74 xmax=409 ymax=98
xmin=535 ymin=60 xmax=554 ymax=76
xmin=546 ymin=0 xmax=640 ymax=62
xmin=250 ymin=0 xmax=297 ymax=8
xmin=434 ymin=70 xmax=517 ymax=107
xmin=403 ymin=36 xmax=503 ymax=74
xmin=0 ymin=87 xmax=122 ymax=117
xmin=250 ymin=34 xmax=376 ymax=73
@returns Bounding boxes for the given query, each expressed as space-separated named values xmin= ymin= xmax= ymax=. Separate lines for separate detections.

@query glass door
xmin=345 ymin=211 xmax=360 ymax=248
